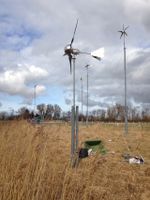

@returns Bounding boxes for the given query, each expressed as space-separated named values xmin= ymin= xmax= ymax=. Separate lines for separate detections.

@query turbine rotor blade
xmin=70 ymin=19 xmax=79 ymax=47
xmin=118 ymin=25 xmax=129 ymax=38
xmin=125 ymin=26 xmax=129 ymax=31
xmin=120 ymin=32 xmax=124 ymax=38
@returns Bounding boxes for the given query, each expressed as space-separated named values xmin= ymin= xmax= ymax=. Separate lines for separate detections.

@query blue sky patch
xmin=0 ymin=15 xmax=42 ymax=51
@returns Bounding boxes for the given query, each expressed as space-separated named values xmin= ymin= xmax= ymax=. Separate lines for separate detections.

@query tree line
xmin=0 ymin=103 xmax=150 ymax=122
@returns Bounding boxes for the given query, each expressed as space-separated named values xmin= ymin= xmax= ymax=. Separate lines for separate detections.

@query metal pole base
xmin=70 ymin=106 xmax=79 ymax=168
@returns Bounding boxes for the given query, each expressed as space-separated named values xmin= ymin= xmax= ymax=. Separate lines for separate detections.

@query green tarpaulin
xmin=84 ymin=140 xmax=107 ymax=155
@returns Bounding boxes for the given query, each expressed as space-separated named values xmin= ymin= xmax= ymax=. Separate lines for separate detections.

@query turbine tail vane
xmin=91 ymin=47 xmax=104 ymax=60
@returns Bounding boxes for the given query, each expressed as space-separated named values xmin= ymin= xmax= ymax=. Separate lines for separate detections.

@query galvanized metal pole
xmin=75 ymin=106 xmax=79 ymax=152
xmin=71 ymin=106 xmax=75 ymax=163
xmin=34 ymin=85 xmax=37 ymax=115
xmin=87 ymin=66 xmax=88 ymax=125
xmin=71 ymin=56 xmax=76 ymax=166
xmin=80 ymin=77 xmax=83 ymax=114
xmin=73 ymin=56 xmax=76 ymax=109
xmin=123 ymin=34 xmax=128 ymax=134
xmin=85 ymin=65 xmax=89 ymax=125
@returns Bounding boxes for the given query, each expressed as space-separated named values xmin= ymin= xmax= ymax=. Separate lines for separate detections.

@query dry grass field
xmin=0 ymin=120 xmax=150 ymax=200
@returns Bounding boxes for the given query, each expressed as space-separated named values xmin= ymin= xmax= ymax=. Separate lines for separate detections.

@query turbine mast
xmin=85 ymin=64 xmax=89 ymax=125
xmin=34 ymin=84 xmax=37 ymax=115
xmin=80 ymin=77 xmax=83 ymax=115
xmin=119 ymin=24 xmax=129 ymax=134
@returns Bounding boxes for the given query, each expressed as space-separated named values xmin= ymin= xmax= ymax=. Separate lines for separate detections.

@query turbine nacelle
xmin=64 ymin=45 xmax=80 ymax=56
xmin=118 ymin=24 xmax=129 ymax=39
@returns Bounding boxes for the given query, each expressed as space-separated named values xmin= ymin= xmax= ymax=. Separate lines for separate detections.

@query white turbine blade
xmin=91 ymin=47 xmax=104 ymax=60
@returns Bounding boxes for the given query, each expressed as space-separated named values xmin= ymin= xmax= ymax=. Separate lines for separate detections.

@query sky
xmin=0 ymin=0 xmax=150 ymax=113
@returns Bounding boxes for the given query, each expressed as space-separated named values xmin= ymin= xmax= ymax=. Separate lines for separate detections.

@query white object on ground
xmin=88 ymin=149 xmax=93 ymax=156
xmin=129 ymin=156 xmax=144 ymax=164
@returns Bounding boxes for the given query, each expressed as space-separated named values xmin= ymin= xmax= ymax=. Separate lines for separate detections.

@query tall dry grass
xmin=0 ymin=121 xmax=150 ymax=200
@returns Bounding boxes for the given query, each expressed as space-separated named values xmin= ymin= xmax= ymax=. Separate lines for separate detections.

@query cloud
xmin=0 ymin=64 xmax=48 ymax=100
xmin=0 ymin=0 xmax=150 ymax=110
xmin=125 ymin=0 xmax=150 ymax=30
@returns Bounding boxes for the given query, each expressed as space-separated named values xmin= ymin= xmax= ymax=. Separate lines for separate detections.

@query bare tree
xmin=0 ymin=111 xmax=8 ymax=120
xmin=142 ymin=108 xmax=150 ymax=122
xmin=107 ymin=106 xmax=116 ymax=122
xmin=115 ymin=104 xmax=125 ymax=121
xmin=53 ymin=104 xmax=61 ymax=120
xmin=37 ymin=104 xmax=46 ymax=117
xmin=46 ymin=104 xmax=54 ymax=120
xmin=18 ymin=107 xmax=30 ymax=119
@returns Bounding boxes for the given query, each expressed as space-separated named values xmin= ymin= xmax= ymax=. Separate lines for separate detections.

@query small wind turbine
xmin=64 ymin=19 xmax=103 ymax=166
xmin=64 ymin=19 xmax=104 ymax=108
xmin=118 ymin=24 xmax=129 ymax=134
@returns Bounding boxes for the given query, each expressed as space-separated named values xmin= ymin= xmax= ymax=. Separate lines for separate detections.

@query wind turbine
xmin=64 ymin=19 xmax=104 ymax=108
xmin=118 ymin=24 xmax=129 ymax=134
xmin=64 ymin=19 xmax=103 ymax=166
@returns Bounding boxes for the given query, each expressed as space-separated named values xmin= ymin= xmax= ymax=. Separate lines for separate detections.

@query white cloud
xmin=0 ymin=0 xmax=150 ymax=110
xmin=0 ymin=64 xmax=48 ymax=99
